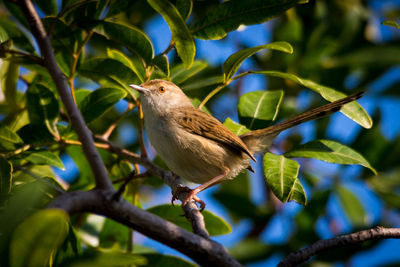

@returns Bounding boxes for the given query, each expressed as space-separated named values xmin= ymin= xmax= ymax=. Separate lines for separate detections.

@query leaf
xmin=94 ymin=20 xmax=154 ymax=63
xmin=289 ymin=178 xmax=307 ymax=205
xmin=382 ymin=20 xmax=400 ymax=30
xmin=79 ymin=58 xmax=141 ymax=91
xmin=176 ymin=0 xmax=193 ymax=22
xmin=223 ymin=42 xmax=293 ymax=81
xmin=140 ymin=253 xmax=196 ymax=267
xmin=181 ymin=75 xmax=224 ymax=91
xmin=170 ymin=60 xmax=208 ymax=84
xmin=336 ymin=186 xmax=367 ymax=227
xmin=99 ymin=219 xmax=129 ymax=248
xmin=238 ymin=90 xmax=284 ymax=129
xmin=0 ymin=126 xmax=23 ymax=144
xmin=147 ymin=0 xmax=195 ymax=68
xmin=33 ymin=0 xmax=58 ymax=15
xmin=152 ymin=54 xmax=170 ymax=76
xmin=79 ymin=87 xmax=127 ymax=123
xmin=25 ymin=151 xmax=65 ymax=170
xmin=235 ymin=70 xmax=373 ymax=129
xmin=10 ymin=209 xmax=69 ymax=267
xmin=0 ymin=157 xmax=12 ymax=195
xmin=106 ymin=49 xmax=145 ymax=83
xmin=223 ymin=118 xmax=250 ymax=136
xmin=190 ymin=0 xmax=302 ymax=40
xmin=26 ymin=83 xmax=60 ymax=137
xmin=147 ymin=204 xmax=231 ymax=236
xmin=285 ymin=139 xmax=377 ymax=174
xmin=0 ymin=17 xmax=35 ymax=53
xmin=263 ymin=152 xmax=306 ymax=204
xmin=0 ymin=60 xmax=19 ymax=107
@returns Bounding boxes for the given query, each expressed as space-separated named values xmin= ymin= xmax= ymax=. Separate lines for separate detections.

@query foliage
xmin=0 ymin=0 xmax=399 ymax=266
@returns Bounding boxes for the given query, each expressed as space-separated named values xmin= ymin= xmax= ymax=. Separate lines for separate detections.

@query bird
xmin=129 ymin=79 xmax=363 ymax=210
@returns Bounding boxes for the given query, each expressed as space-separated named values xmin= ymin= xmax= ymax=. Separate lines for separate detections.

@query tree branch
xmin=278 ymin=226 xmax=400 ymax=267
xmin=16 ymin=0 xmax=113 ymax=190
xmin=49 ymin=189 xmax=242 ymax=267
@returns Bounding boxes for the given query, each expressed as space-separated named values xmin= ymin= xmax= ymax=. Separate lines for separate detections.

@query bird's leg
xmin=182 ymin=168 xmax=229 ymax=211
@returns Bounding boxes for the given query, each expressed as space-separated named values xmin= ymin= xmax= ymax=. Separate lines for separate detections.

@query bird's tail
xmin=240 ymin=91 xmax=364 ymax=154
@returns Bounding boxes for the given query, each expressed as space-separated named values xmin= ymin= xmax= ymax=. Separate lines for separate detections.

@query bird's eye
xmin=158 ymin=86 xmax=166 ymax=93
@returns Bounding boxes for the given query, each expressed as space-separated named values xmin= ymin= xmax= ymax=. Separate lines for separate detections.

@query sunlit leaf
xmin=336 ymin=186 xmax=367 ymax=227
xmin=285 ymin=139 xmax=377 ymax=174
xmin=0 ymin=60 xmax=18 ymax=107
xmin=238 ymin=90 xmax=284 ymax=129
xmin=223 ymin=42 xmax=293 ymax=81
xmin=181 ymin=75 xmax=224 ymax=91
xmin=382 ymin=20 xmax=400 ymax=30
xmin=25 ymin=151 xmax=65 ymax=170
xmin=289 ymin=178 xmax=307 ymax=205
xmin=147 ymin=0 xmax=195 ymax=68
xmin=147 ymin=204 xmax=231 ymax=236
xmin=234 ymin=70 xmax=373 ymax=129
xmin=263 ymin=152 xmax=305 ymax=203
xmin=152 ymin=54 xmax=170 ymax=77
xmin=10 ymin=209 xmax=69 ymax=267
xmin=170 ymin=60 xmax=207 ymax=84
xmin=223 ymin=118 xmax=250 ymax=136
xmin=94 ymin=20 xmax=154 ymax=63
xmin=176 ymin=0 xmax=193 ymax=22
xmin=0 ymin=126 xmax=23 ymax=144
xmin=79 ymin=87 xmax=127 ymax=123
xmin=190 ymin=0 xmax=302 ymax=40
xmin=106 ymin=49 xmax=145 ymax=83
xmin=0 ymin=157 xmax=12 ymax=195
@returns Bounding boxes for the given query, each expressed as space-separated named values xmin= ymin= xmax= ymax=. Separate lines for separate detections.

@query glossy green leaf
xmin=181 ymin=75 xmax=224 ymax=91
xmin=238 ymin=90 xmax=284 ymax=129
xmin=0 ymin=126 xmax=23 ymax=144
xmin=170 ymin=60 xmax=208 ymax=84
xmin=289 ymin=178 xmax=307 ymax=205
xmin=0 ymin=157 xmax=12 ymax=195
xmin=176 ymin=0 xmax=193 ymax=22
xmin=79 ymin=58 xmax=141 ymax=91
xmin=33 ymin=0 xmax=58 ymax=15
xmin=223 ymin=42 xmax=293 ymax=81
xmin=140 ymin=253 xmax=196 ymax=267
xmin=10 ymin=209 xmax=69 ymax=267
xmin=190 ymin=0 xmax=302 ymax=40
xmin=0 ymin=60 xmax=18 ymax=107
xmin=26 ymin=83 xmax=59 ymax=137
xmin=263 ymin=152 xmax=305 ymax=203
xmin=106 ymin=49 xmax=145 ymax=83
xmin=336 ymin=186 xmax=367 ymax=227
xmin=25 ymin=151 xmax=65 ymax=170
xmin=94 ymin=20 xmax=154 ymax=63
xmin=147 ymin=204 xmax=231 ymax=236
xmin=79 ymin=87 xmax=127 ymax=123
xmin=382 ymin=20 xmax=400 ymax=30
xmin=152 ymin=54 xmax=170 ymax=76
xmin=285 ymin=139 xmax=376 ymax=174
xmin=223 ymin=118 xmax=250 ymax=136
xmin=147 ymin=0 xmax=195 ymax=68
xmin=234 ymin=70 xmax=373 ymax=129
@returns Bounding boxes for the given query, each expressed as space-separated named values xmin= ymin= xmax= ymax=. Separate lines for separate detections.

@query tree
xmin=0 ymin=0 xmax=399 ymax=266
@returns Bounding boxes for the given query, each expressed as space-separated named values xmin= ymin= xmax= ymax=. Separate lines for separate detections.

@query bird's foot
xmin=171 ymin=185 xmax=206 ymax=212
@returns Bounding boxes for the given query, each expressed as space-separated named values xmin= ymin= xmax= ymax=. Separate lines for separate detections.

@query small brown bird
xmin=130 ymin=80 xmax=363 ymax=210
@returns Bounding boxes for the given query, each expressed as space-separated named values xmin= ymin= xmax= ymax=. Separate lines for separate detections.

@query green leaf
xmin=140 ymin=253 xmax=196 ymax=267
xmin=223 ymin=42 xmax=293 ymax=81
xmin=336 ymin=186 xmax=367 ymax=227
xmin=0 ymin=126 xmax=23 ymax=144
xmin=238 ymin=90 xmax=284 ymax=129
xmin=263 ymin=152 xmax=305 ymax=203
xmin=0 ymin=157 xmax=12 ymax=195
xmin=152 ymin=54 xmax=170 ymax=76
xmin=25 ymin=151 xmax=65 ymax=170
xmin=147 ymin=0 xmax=195 ymax=68
xmin=99 ymin=219 xmax=129 ymax=248
xmin=10 ymin=209 xmax=69 ymax=267
xmin=79 ymin=87 xmax=127 ymax=123
xmin=285 ymin=139 xmax=377 ymax=174
xmin=94 ymin=20 xmax=154 ymax=63
xmin=382 ymin=20 xmax=400 ymax=30
xmin=190 ymin=0 xmax=302 ymax=40
xmin=181 ymin=75 xmax=224 ymax=91
xmin=176 ymin=0 xmax=193 ymax=22
xmin=26 ymin=83 xmax=60 ymax=137
xmin=79 ymin=58 xmax=140 ymax=91
xmin=147 ymin=204 xmax=231 ymax=236
xmin=223 ymin=118 xmax=250 ymax=136
xmin=0 ymin=60 xmax=19 ymax=107
xmin=33 ymin=0 xmax=58 ymax=15
xmin=289 ymin=178 xmax=307 ymax=205
xmin=106 ymin=49 xmax=145 ymax=83
xmin=234 ymin=70 xmax=373 ymax=129
xmin=171 ymin=60 xmax=208 ymax=84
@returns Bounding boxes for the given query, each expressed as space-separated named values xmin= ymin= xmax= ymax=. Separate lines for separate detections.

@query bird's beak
xmin=129 ymin=84 xmax=150 ymax=94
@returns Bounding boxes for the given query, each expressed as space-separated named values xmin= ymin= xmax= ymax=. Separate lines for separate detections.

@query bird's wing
xmin=174 ymin=107 xmax=256 ymax=162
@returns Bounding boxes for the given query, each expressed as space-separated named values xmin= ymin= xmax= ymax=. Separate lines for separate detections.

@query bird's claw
xmin=171 ymin=185 xmax=206 ymax=212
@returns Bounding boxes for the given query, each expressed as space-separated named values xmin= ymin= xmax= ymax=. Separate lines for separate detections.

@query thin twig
xmin=102 ymin=103 xmax=134 ymax=140
xmin=198 ymin=83 xmax=227 ymax=109
xmin=162 ymin=40 xmax=175 ymax=55
xmin=278 ymin=226 xmax=400 ymax=267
